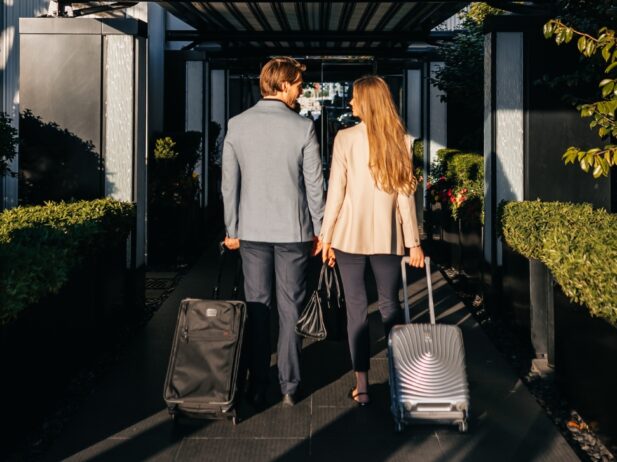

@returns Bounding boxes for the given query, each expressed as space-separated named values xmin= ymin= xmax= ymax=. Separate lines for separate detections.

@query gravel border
xmin=440 ymin=266 xmax=615 ymax=462
xmin=4 ymin=263 xmax=189 ymax=462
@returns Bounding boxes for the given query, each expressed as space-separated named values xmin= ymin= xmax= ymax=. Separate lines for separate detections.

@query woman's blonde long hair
xmin=353 ymin=75 xmax=416 ymax=195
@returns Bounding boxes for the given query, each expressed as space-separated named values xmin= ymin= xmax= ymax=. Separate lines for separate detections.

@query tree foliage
xmin=0 ymin=112 xmax=18 ymax=178
xmin=431 ymin=4 xmax=503 ymax=107
xmin=544 ymin=20 xmax=617 ymax=178
xmin=430 ymin=3 xmax=503 ymax=151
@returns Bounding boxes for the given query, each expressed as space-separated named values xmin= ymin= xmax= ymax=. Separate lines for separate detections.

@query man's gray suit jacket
xmin=222 ymin=99 xmax=325 ymax=243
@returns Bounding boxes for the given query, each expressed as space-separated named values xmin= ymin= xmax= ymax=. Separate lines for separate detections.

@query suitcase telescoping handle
xmin=401 ymin=256 xmax=435 ymax=325
xmin=212 ymin=242 xmax=242 ymax=300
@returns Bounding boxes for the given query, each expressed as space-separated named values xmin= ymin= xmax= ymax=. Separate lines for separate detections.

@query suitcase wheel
xmin=458 ymin=420 xmax=468 ymax=433
xmin=232 ymin=416 xmax=239 ymax=426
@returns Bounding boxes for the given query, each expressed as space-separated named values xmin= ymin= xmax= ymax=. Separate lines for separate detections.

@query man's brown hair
xmin=259 ymin=57 xmax=306 ymax=97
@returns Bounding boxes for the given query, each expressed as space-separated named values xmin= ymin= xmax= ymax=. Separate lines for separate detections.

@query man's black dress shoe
xmin=281 ymin=393 xmax=296 ymax=407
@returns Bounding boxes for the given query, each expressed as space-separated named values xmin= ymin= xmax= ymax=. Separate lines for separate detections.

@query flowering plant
xmin=449 ymin=185 xmax=483 ymax=224
xmin=426 ymin=149 xmax=484 ymax=224
xmin=426 ymin=175 xmax=453 ymax=207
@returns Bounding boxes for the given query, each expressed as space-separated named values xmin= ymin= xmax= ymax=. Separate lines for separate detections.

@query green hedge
xmin=499 ymin=201 xmax=617 ymax=325
xmin=0 ymin=198 xmax=135 ymax=325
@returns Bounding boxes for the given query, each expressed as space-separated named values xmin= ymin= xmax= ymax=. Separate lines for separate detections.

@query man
xmin=221 ymin=57 xmax=324 ymax=408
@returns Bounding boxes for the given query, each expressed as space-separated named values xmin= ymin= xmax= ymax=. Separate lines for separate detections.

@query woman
xmin=320 ymin=75 xmax=424 ymax=406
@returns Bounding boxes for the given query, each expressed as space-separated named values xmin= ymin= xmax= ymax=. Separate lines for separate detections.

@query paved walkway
xmin=42 ymin=245 xmax=580 ymax=462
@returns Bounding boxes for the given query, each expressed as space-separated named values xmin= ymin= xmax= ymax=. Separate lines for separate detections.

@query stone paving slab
xmin=43 ymin=249 xmax=580 ymax=462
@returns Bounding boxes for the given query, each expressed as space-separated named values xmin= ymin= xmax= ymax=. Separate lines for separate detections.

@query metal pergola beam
xmin=166 ymin=30 xmax=457 ymax=43
xmin=194 ymin=46 xmax=433 ymax=58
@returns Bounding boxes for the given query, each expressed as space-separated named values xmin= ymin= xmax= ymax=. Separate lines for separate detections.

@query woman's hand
xmin=322 ymin=243 xmax=336 ymax=267
xmin=408 ymin=245 xmax=424 ymax=268
xmin=224 ymin=237 xmax=240 ymax=250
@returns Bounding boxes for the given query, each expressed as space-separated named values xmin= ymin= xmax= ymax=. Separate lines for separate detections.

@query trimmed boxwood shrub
xmin=0 ymin=198 xmax=135 ymax=325
xmin=499 ymin=201 xmax=617 ymax=325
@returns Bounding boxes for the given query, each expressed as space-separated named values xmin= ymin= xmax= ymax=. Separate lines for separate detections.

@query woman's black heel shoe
xmin=348 ymin=387 xmax=371 ymax=407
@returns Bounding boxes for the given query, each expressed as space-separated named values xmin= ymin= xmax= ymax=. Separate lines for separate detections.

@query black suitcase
xmin=163 ymin=249 xmax=246 ymax=424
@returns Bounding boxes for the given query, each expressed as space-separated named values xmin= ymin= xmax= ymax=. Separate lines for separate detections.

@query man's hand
xmin=311 ymin=235 xmax=323 ymax=256
xmin=408 ymin=245 xmax=425 ymax=268
xmin=224 ymin=237 xmax=240 ymax=250
xmin=322 ymin=242 xmax=336 ymax=268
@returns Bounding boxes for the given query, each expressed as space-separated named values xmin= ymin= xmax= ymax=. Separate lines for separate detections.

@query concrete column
xmin=1 ymin=0 xmax=48 ymax=210
xmin=147 ymin=3 xmax=165 ymax=137
xmin=406 ymin=69 xmax=422 ymax=140
xmin=483 ymin=33 xmax=494 ymax=265
xmin=406 ymin=67 xmax=423 ymax=226
xmin=185 ymin=60 xmax=205 ymax=206
xmin=211 ymin=69 xmax=227 ymax=135
xmin=495 ymin=32 xmax=525 ymax=265
xmin=19 ymin=18 xmax=148 ymax=268
xmin=427 ymin=61 xmax=447 ymax=165
xmin=483 ymin=31 xmax=525 ymax=267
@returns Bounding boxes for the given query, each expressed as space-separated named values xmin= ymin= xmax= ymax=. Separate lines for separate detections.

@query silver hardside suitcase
xmin=388 ymin=256 xmax=470 ymax=433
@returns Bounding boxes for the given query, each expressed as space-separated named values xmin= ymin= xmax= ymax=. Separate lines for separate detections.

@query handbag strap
xmin=317 ymin=263 xmax=328 ymax=292
xmin=322 ymin=264 xmax=342 ymax=305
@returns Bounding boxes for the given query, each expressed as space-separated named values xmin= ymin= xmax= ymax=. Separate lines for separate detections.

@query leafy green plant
xmin=0 ymin=198 xmax=135 ymax=325
xmin=154 ymin=137 xmax=179 ymax=161
xmin=426 ymin=149 xmax=484 ymax=224
xmin=150 ymin=132 xmax=202 ymax=209
xmin=0 ymin=112 xmax=18 ymax=177
xmin=499 ymin=200 xmax=617 ymax=325
xmin=447 ymin=154 xmax=484 ymax=223
xmin=544 ymin=20 xmax=617 ymax=177
xmin=412 ymin=139 xmax=424 ymax=184
xmin=149 ymin=132 xmax=203 ymax=263
xmin=430 ymin=4 xmax=503 ymax=151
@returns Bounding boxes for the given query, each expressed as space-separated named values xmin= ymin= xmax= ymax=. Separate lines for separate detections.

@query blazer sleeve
xmin=320 ymin=133 xmax=347 ymax=244
xmin=302 ymin=123 xmax=325 ymax=237
xmin=397 ymin=193 xmax=421 ymax=248
xmin=221 ymin=124 xmax=240 ymax=238
xmin=397 ymin=134 xmax=420 ymax=248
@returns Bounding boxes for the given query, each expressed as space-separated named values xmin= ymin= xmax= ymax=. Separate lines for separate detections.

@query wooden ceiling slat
xmin=249 ymin=2 xmax=284 ymax=46
xmin=294 ymin=1 xmax=309 ymax=31
xmin=337 ymin=3 xmax=355 ymax=31
xmin=199 ymin=2 xmax=238 ymax=30
xmin=270 ymin=2 xmax=291 ymax=30
xmin=224 ymin=2 xmax=257 ymax=31
xmin=161 ymin=1 xmax=467 ymax=53
xmin=294 ymin=1 xmax=310 ymax=47
xmin=368 ymin=2 xmax=398 ymax=31
xmin=259 ymin=2 xmax=282 ymax=30
xmin=356 ymin=2 xmax=380 ymax=31
xmin=282 ymin=2 xmax=300 ymax=30
xmin=319 ymin=1 xmax=330 ymax=32
xmin=391 ymin=2 xmax=435 ymax=31
xmin=347 ymin=2 xmax=369 ymax=31
xmin=328 ymin=2 xmax=343 ymax=30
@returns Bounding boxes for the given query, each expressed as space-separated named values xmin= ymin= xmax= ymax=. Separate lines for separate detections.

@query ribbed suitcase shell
xmin=388 ymin=257 xmax=470 ymax=432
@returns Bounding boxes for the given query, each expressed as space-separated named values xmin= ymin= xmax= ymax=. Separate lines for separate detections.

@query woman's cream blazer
xmin=320 ymin=122 xmax=420 ymax=256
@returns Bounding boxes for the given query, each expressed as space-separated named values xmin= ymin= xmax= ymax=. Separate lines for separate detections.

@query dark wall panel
xmin=163 ymin=52 xmax=186 ymax=133
xmin=526 ymin=27 xmax=612 ymax=208
xmin=19 ymin=34 xmax=103 ymax=204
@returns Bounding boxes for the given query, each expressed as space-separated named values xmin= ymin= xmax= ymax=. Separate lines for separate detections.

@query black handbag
xmin=296 ymin=263 xmax=345 ymax=341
